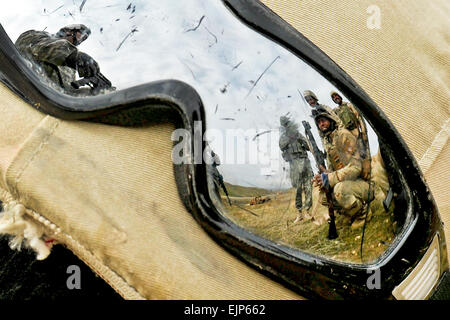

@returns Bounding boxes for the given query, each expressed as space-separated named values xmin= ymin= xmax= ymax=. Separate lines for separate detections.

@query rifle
xmin=71 ymin=72 xmax=115 ymax=94
xmin=214 ymin=169 xmax=259 ymax=216
xmin=302 ymin=121 xmax=338 ymax=240
xmin=302 ymin=121 xmax=326 ymax=168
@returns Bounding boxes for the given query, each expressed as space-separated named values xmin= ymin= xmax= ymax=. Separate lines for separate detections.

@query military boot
xmin=293 ymin=210 xmax=303 ymax=224
xmin=302 ymin=208 xmax=313 ymax=221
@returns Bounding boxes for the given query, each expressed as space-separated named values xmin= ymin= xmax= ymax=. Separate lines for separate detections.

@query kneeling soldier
xmin=312 ymin=111 xmax=374 ymax=228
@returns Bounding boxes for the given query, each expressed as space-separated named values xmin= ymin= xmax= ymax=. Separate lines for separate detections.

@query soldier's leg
xmin=298 ymin=177 xmax=312 ymax=221
xmin=295 ymin=186 xmax=303 ymax=210
xmin=310 ymin=185 xmax=329 ymax=225
xmin=303 ymin=178 xmax=313 ymax=211
xmin=294 ymin=186 xmax=303 ymax=223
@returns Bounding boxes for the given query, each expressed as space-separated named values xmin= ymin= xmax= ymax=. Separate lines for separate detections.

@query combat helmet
xmin=330 ymin=90 xmax=341 ymax=99
xmin=303 ymin=90 xmax=318 ymax=101
xmin=280 ymin=115 xmax=290 ymax=127
xmin=56 ymin=24 xmax=91 ymax=46
xmin=314 ymin=110 xmax=338 ymax=133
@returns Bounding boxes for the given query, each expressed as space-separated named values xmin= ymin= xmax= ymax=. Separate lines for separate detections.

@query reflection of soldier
xmin=312 ymin=111 xmax=374 ymax=228
xmin=208 ymin=150 xmax=232 ymax=206
xmin=210 ymin=151 xmax=223 ymax=192
xmin=15 ymin=24 xmax=99 ymax=91
xmin=279 ymin=116 xmax=314 ymax=223
xmin=303 ymin=89 xmax=342 ymax=145
xmin=330 ymin=91 xmax=371 ymax=179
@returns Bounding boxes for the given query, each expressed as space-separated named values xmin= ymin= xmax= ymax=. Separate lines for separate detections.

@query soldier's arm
xmin=31 ymin=38 xmax=77 ymax=66
xmin=297 ymin=134 xmax=310 ymax=151
xmin=279 ymin=135 xmax=289 ymax=151
xmin=348 ymin=103 xmax=368 ymax=136
xmin=327 ymin=131 xmax=362 ymax=187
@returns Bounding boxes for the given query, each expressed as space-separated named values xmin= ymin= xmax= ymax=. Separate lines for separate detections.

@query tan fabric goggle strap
xmin=0 ymin=186 xmax=144 ymax=299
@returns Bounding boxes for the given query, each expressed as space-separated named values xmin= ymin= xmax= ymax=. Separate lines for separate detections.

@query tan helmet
xmin=313 ymin=110 xmax=340 ymax=131
xmin=303 ymin=90 xmax=318 ymax=101
xmin=314 ymin=110 xmax=335 ymax=123
xmin=330 ymin=90 xmax=341 ymax=99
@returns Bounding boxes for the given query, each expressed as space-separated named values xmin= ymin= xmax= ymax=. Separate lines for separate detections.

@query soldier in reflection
xmin=312 ymin=111 xmax=374 ymax=229
xmin=302 ymin=89 xmax=342 ymax=147
xmin=279 ymin=115 xmax=314 ymax=223
xmin=330 ymin=91 xmax=371 ymax=180
xmin=206 ymin=149 xmax=231 ymax=206
xmin=15 ymin=24 xmax=104 ymax=94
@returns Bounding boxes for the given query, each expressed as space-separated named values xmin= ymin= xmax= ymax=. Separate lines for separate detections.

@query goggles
xmin=0 ymin=0 xmax=448 ymax=300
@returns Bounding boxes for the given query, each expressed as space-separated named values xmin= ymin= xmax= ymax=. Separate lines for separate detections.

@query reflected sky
xmin=1 ymin=0 xmax=378 ymax=189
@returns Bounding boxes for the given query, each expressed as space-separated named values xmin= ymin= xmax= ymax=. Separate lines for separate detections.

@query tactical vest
xmin=326 ymin=145 xmax=346 ymax=170
xmin=324 ymin=129 xmax=359 ymax=171
xmin=335 ymin=104 xmax=358 ymax=131
xmin=285 ymin=139 xmax=307 ymax=159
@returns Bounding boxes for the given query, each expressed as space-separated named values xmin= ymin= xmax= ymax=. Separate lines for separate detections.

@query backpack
xmin=336 ymin=104 xmax=358 ymax=131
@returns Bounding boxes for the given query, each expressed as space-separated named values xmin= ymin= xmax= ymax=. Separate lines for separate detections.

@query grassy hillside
xmin=222 ymin=182 xmax=275 ymax=198
xmin=222 ymin=187 xmax=396 ymax=264
xmin=220 ymin=156 xmax=397 ymax=264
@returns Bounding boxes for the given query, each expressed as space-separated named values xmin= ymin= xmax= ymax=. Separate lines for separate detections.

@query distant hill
xmin=222 ymin=182 xmax=273 ymax=197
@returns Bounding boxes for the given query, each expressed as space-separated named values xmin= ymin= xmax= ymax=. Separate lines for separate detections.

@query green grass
xmin=222 ymin=182 xmax=274 ymax=198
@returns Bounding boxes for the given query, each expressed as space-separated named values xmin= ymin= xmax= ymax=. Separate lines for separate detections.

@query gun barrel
xmin=325 ymin=190 xmax=338 ymax=239
xmin=71 ymin=77 xmax=91 ymax=89
xmin=302 ymin=120 xmax=338 ymax=239
xmin=70 ymin=72 xmax=113 ymax=93
xmin=302 ymin=121 xmax=326 ymax=170
xmin=97 ymin=72 xmax=112 ymax=87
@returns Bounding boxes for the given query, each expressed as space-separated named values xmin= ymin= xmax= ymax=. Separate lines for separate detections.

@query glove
xmin=321 ymin=173 xmax=330 ymax=191
xmin=76 ymin=52 xmax=99 ymax=78
xmin=65 ymin=51 xmax=99 ymax=78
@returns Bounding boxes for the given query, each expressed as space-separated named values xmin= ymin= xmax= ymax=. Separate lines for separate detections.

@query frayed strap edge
xmin=0 ymin=199 xmax=60 ymax=260
xmin=0 ymin=188 xmax=144 ymax=299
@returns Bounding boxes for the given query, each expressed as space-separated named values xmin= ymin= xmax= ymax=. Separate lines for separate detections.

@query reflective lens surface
xmin=1 ymin=0 xmax=407 ymax=265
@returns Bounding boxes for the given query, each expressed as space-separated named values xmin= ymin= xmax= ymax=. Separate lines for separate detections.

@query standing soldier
xmin=312 ymin=111 xmax=374 ymax=228
xmin=15 ymin=24 xmax=99 ymax=91
xmin=279 ymin=115 xmax=314 ymax=223
xmin=330 ymin=91 xmax=371 ymax=180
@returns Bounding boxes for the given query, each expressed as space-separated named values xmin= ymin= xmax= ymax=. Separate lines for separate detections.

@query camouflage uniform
xmin=318 ymin=113 xmax=373 ymax=222
xmin=330 ymin=91 xmax=371 ymax=179
xmin=279 ymin=116 xmax=313 ymax=217
xmin=15 ymin=30 xmax=78 ymax=89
